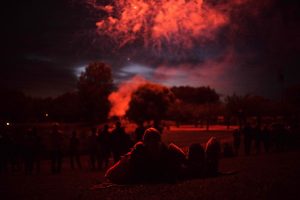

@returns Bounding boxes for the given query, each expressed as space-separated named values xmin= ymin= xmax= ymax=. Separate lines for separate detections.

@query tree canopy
xmin=171 ymin=86 xmax=220 ymax=104
xmin=126 ymin=83 xmax=175 ymax=124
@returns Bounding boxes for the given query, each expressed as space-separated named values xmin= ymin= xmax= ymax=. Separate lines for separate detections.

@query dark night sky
xmin=1 ymin=0 xmax=300 ymax=98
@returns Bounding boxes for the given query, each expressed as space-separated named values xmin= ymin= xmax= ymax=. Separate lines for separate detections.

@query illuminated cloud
xmin=122 ymin=64 xmax=154 ymax=74
xmin=74 ymin=65 xmax=87 ymax=77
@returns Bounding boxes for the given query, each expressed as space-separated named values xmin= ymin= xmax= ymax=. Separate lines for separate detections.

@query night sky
xmin=2 ymin=0 xmax=300 ymax=98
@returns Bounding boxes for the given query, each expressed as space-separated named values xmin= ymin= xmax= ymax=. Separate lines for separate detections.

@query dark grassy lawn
xmin=2 ymin=151 xmax=300 ymax=200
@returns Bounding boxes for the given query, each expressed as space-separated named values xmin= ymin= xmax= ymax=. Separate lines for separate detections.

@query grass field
xmin=162 ymin=125 xmax=237 ymax=150
xmin=1 ymin=126 xmax=300 ymax=200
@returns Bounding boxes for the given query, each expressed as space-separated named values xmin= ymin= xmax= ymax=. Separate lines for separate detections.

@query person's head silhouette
xmin=143 ymin=128 xmax=162 ymax=158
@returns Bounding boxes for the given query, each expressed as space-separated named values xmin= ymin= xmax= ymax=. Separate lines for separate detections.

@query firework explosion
xmin=92 ymin=0 xmax=231 ymax=51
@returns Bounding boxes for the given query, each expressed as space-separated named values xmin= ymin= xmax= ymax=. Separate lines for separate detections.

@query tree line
xmin=1 ymin=61 xmax=299 ymax=127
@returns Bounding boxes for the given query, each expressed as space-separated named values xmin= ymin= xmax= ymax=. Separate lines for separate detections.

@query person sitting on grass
xmin=105 ymin=127 xmax=186 ymax=184
xmin=205 ymin=137 xmax=221 ymax=176
xmin=186 ymin=137 xmax=221 ymax=178
xmin=105 ymin=128 xmax=222 ymax=184
xmin=186 ymin=143 xmax=205 ymax=178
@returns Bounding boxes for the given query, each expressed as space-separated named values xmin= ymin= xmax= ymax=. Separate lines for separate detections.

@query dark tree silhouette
xmin=127 ymin=83 xmax=175 ymax=124
xmin=0 ymin=88 xmax=29 ymax=122
xmin=285 ymin=84 xmax=300 ymax=112
xmin=51 ymin=92 xmax=81 ymax=122
xmin=77 ymin=62 xmax=113 ymax=123
xmin=171 ymin=86 xmax=219 ymax=104
xmin=168 ymin=86 xmax=220 ymax=127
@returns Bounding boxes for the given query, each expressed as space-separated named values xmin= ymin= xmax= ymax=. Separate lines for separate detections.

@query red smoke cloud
xmin=108 ymin=75 xmax=147 ymax=117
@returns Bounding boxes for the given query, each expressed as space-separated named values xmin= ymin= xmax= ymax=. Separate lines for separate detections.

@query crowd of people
xmin=105 ymin=121 xmax=300 ymax=184
xmin=0 ymin=126 xmax=43 ymax=174
xmin=0 ymin=121 xmax=145 ymax=174
xmin=229 ymin=122 xmax=299 ymax=157
xmin=0 ymin=121 xmax=298 ymax=183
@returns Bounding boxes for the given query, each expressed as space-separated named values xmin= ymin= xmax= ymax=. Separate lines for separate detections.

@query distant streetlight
xmin=45 ymin=113 xmax=49 ymax=117
xmin=6 ymin=122 xmax=10 ymax=126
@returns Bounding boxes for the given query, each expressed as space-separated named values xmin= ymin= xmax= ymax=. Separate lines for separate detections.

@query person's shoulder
xmin=168 ymin=143 xmax=185 ymax=155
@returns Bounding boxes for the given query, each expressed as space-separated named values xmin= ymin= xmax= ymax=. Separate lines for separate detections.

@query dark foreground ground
xmin=1 ymin=149 xmax=300 ymax=200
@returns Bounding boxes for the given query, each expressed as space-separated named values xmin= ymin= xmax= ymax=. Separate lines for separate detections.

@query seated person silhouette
xmin=105 ymin=128 xmax=186 ymax=184
xmin=105 ymin=129 xmax=222 ymax=184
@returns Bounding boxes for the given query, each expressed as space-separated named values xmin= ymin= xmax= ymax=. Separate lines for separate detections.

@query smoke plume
xmin=108 ymin=75 xmax=148 ymax=117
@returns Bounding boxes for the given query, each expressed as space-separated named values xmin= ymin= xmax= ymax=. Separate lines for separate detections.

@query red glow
xmin=93 ymin=0 xmax=229 ymax=51
xmin=108 ymin=75 xmax=147 ymax=117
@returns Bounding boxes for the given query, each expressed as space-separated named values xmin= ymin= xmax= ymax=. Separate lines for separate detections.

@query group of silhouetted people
xmin=229 ymin=122 xmax=298 ymax=157
xmin=0 ymin=126 xmax=42 ymax=174
xmin=1 ymin=120 xmax=299 ymax=184
xmin=0 ymin=121 xmax=145 ymax=175
xmin=86 ymin=122 xmax=133 ymax=171
xmin=105 ymin=127 xmax=222 ymax=184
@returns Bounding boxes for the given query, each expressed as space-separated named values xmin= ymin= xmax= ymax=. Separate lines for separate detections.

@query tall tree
xmin=77 ymin=61 xmax=113 ymax=123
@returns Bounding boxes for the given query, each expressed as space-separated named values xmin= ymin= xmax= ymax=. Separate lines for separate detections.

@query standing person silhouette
xmin=24 ymin=128 xmax=35 ymax=174
xmin=262 ymin=125 xmax=271 ymax=153
xmin=110 ymin=121 xmax=131 ymax=163
xmin=50 ymin=124 xmax=64 ymax=174
xmin=69 ymin=130 xmax=82 ymax=170
xmin=232 ymin=129 xmax=241 ymax=156
xmin=254 ymin=124 xmax=262 ymax=154
xmin=243 ymin=123 xmax=253 ymax=156
xmin=97 ymin=124 xmax=111 ymax=170
xmin=31 ymin=127 xmax=43 ymax=173
xmin=88 ymin=128 xmax=98 ymax=170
